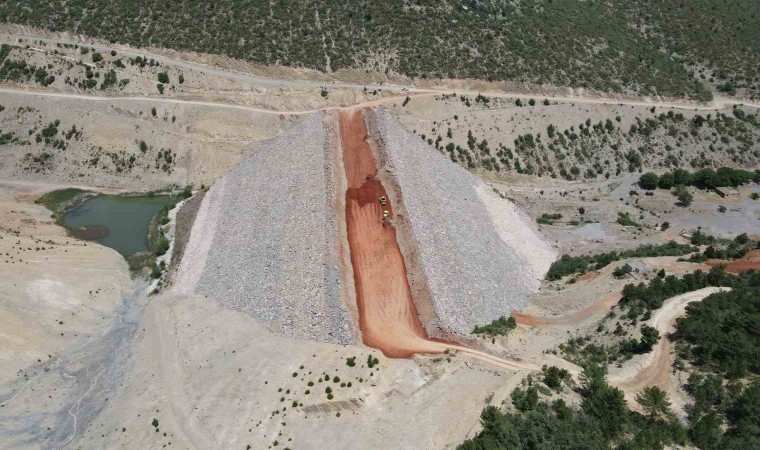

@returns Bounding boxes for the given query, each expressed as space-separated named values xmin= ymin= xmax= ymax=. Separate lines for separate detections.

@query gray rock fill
xmin=376 ymin=108 xmax=553 ymax=335
xmin=194 ymin=113 xmax=352 ymax=344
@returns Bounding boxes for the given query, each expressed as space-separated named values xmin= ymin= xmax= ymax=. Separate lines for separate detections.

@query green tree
xmin=690 ymin=413 xmax=723 ymax=449
xmin=543 ymin=366 xmax=569 ymax=391
xmin=582 ymin=385 xmax=628 ymax=438
xmin=639 ymin=325 xmax=660 ymax=352
xmin=658 ymin=172 xmax=675 ymax=189
xmin=580 ymin=363 xmax=608 ymax=396
xmin=674 ymin=185 xmax=692 ymax=207
xmin=157 ymin=72 xmax=169 ymax=84
xmin=636 ymin=386 xmax=672 ymax=419
xmin=673 ymin=168 xmax=693 ymax=186
xmin=639 ymin=172 xmax=659 ymax=190
xmin=511 ymin=385 xmax=539 ymax=412
xmin=91 ymin=52 xmax=103 ymax=62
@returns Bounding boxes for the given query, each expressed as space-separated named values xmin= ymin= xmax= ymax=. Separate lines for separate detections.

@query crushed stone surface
xmin=376 ymin=108 xmax=556 ymax=335
xmin=182 ymin=113 xmax=352 ymax=344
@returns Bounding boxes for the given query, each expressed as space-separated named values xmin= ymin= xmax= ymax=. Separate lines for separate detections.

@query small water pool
xmin=63 ymin=195 xmax=170 ymax=256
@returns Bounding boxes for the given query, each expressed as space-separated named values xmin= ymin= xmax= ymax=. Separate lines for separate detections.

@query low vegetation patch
xmin=536 ymin=213 xmax=562 ymax=225
xmin=546 ymin=241 xmax=697 ymax=280
xmin=35 ymin=188 xmax=94 ymax=224
xmin=620 ymin=267 xmax=758 ymax=320
xmin=472 ymin=315 xmax=516 ymax=336
xmin=459 ymin=366 xmax=686 ymax=450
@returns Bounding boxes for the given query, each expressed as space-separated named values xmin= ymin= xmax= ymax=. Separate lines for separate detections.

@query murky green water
xmin=63 ymin=195 xmax=169 ymax=256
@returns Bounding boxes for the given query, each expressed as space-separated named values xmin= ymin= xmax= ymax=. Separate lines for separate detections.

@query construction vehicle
xmin=382 ymin=209 xmax=392 ymax=228
xmin=379 ymin=196 xmax=387 ymax=206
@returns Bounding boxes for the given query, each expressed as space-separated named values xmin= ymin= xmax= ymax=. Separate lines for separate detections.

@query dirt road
xmin=608 ymin=287 xmax=729 ymax=409
xmin=516 ymin=291 xmax=623 ymax=327
xmin=8 ymin=31 xmax=760 ymax=111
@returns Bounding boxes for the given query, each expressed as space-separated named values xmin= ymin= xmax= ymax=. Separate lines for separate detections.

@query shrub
xmin=674 ymin=186 xmax=692 ymax=207
xmin=152 ymin=235 xmax=170 ymax=256
xmin=639 ymin=172 xmax=659 ymax=190
xmin=543 ymin=365 xmax=569 ymax=390
xmin=537 ymin=213 xmax=562 ymax=225
xmin=657 ymin=172 xmax=675 ymax=189
xmin=473 ymin=315 xmax=517 ymax=336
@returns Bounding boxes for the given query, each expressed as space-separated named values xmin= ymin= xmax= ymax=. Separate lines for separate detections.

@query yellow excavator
xmin=380 ymin=197 xmax=391 ymax=227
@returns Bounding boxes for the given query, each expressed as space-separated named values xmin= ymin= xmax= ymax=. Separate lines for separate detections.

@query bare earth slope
xmin=374 ymin=108 xmax=556 ymax=336
xmin=174 ymin=113 xmax=352 ymax=345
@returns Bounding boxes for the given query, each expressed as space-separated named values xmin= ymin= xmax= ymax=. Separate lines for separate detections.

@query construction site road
xmin=7 ymin=32 xmax=760 ymax=111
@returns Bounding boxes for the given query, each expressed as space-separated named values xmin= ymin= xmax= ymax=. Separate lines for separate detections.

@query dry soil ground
xmin=0 ymin=27 xmax=758 ymax=450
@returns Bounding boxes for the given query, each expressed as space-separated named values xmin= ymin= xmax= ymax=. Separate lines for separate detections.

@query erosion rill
xmin=339 ymin=110 xmax=443 ymax=358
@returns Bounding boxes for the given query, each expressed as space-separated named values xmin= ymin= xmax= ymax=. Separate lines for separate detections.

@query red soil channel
xmin=340 ymin=110 xmax=444 ymax=358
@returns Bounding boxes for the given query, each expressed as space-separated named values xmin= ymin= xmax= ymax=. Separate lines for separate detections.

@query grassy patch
xmin=35 ymin=188 xmax=94 ymax=224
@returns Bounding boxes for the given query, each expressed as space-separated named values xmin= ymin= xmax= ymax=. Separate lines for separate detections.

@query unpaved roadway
xmin=6 ymin=32 xmax=760 ymax=111
xmin=609 ymin=287 xmax=730 ymax=412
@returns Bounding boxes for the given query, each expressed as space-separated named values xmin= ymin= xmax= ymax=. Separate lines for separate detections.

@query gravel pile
xmin=376 ymin=108 xmax=556 ymax=335
xmin=188 ymin=113 xmax=352 ymax=345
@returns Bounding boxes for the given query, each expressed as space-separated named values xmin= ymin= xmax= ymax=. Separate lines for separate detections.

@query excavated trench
xmin=338 ymin=110 xmax=541 ymax=372
xmin=339 ymin=110 xmax=444 ymax=358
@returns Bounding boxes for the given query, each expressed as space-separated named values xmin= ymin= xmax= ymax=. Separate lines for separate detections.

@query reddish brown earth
xmin=515 ymin=292 xmax=622 ymax=327
xmin=707 ymin=249 xmax=760 ymax=273
xmin=337 ymin=110 xmax=543 ymax=371
xmin=340 ymin=110 xmax=443 ymax=358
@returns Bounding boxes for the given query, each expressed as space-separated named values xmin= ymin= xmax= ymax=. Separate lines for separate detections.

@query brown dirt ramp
xmin=339 ymin=110 xmax=442 ymax=358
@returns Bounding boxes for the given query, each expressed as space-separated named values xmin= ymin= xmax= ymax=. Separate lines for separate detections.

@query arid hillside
xmin=2 ymin=1 xmax=759 ymax=99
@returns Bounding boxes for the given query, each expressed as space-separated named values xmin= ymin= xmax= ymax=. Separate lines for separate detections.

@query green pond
xmin=63 ymin=195 xmax=170 ymax=256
